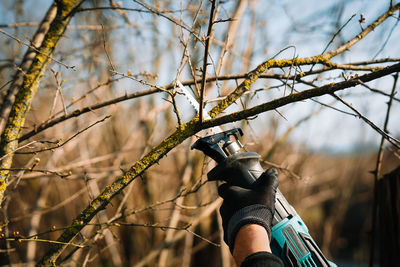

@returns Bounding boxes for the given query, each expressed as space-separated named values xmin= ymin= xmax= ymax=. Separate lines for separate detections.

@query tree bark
xmin=378 ymin=165 xmax=400 ymax=267
xmin=0 ymin=2 xmax=57 ymax=133
xmin=0 ymin=0 xmax=84 ymax=204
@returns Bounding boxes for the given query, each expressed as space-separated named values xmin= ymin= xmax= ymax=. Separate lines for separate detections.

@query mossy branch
xmin=201 ymin=63 xmax=400 ymax=148
xmin=325 ymin=3 xmax=400 ymax=59
xmin=0 ymin=2 xmax=57 ymax=133
xmin=0 ymin=0 xmax=84 ymax=203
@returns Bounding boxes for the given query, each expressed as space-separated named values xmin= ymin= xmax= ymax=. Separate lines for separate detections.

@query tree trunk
xmin=378 ymin=165 xmax=400 ymax=267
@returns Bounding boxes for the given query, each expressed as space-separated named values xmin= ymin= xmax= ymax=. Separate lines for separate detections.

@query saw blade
xmin=176 ymin=80 xmax=209 ymax=119
xmin=175 ymin=80 xmax=221 ymax=134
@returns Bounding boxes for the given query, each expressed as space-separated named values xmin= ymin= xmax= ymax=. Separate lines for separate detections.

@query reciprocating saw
xmin=191 ymin=128 xmax=336 ymax=267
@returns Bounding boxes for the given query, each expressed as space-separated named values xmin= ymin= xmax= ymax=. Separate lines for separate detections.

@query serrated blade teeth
xmin=176 ymin=80 xmax=200 ymax=114
xmin=175 ymin=80 xmax=221 ymax=134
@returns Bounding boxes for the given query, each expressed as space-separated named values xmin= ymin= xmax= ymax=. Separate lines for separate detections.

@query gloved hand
xmin=218 ymin=167 xmax=279 ymax=251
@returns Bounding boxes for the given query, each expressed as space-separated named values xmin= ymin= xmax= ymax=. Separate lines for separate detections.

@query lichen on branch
xmin=0 ymin=0 xmax=83 ymax=203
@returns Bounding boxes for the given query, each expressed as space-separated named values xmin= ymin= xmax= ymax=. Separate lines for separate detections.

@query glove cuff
xmin=227 ymin=204 xmax=273 ymax=251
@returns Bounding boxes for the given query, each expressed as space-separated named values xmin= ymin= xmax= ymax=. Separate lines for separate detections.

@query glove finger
xmin=217 ymin=183 xmax=230 ymax=199
xmin=265 ymin=167 xmax=278 ymax=177
xmin=254 ymin=167 xmax=279 ymax=189
xmin=218 ymin=183 xmax=249 ymax=200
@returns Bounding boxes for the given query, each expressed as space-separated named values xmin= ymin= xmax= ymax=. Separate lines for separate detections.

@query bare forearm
xmin=233 ymin=224 xmax=271 ymax=266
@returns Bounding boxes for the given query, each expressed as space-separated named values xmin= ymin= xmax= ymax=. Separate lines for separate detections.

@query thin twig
xmin=48 ymin=70 xmax=61 ymax=119
xmin=373 ymin=11 xmax=399 ymax=59
xmin=111 ymin=70 xmax=161 ymax=88
xmin=0 ymin=28 xmax=74 ymax=70
xmin=0 ymin=141 xmax=37 ymax=161
xmin=0 ymin=168 xmax=71 ymax=179
xmin=50 ymin=77 xmax=123 ymax=120
xmin=3 ymin=237 xmax=85 ymax=248
xmin=117 ymin=222 xmax=191 ymax=231
xmin=112 ymin=179 xmax=207 ymax=221
xmin=331 ymin=92 xmax=400 ymax=149
xmin=0 ymin=22 xmax=143 ymax=31
xmin=167 ymin=89 xmax=183 ymax=127
xmin=0 ymin=22 xmax=41 ymax=28
xmin=101 ymin=25 xmax=115 ymax=71
xmin=132 ymin=0 xmax=201 ymax=41
xmin=19 ymin=88 xmax=158 ymax=142
xmin=76 ymin=6 xmax=183 ymax=14
xmin=349 ymin=57 xmax=400 ymax=65
xmin=50 ymin=69 xmax=68 ymax=117
xmin=18 ymin=115 xmax=112 ymax=154
xmin=262 ymin=160 xmax=302 ymax=180
xmin=186 ymin=228 xmax=220 ymax=247
xmin=309 ymin=10 xmax=354 ymax=72
xmin=199 ymin=0 xmax=217 ymax=123
xmin=358 ymin=80 xmax=400 ymax=103
xmin=283 ymin=47 xmax=297 ymax=95
xmin=322 ymin=13 xmax=356 ymax=55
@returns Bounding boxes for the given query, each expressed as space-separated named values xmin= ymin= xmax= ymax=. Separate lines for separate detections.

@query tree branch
xmin=199 ymin=0 xmax=217 ymax=122
xmin=0 ymin=2 xmax=57 ymax=132
xmin=202 ymin=63 xmax=400 ymax=140
xmin=0 ymin=0 xmax=84 ymax=203
xmin=325 ymin=3 xmax=400 ymax=58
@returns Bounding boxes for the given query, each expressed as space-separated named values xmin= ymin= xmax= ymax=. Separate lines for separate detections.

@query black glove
xmin=218 ymin=167 xmax=279 ymax=251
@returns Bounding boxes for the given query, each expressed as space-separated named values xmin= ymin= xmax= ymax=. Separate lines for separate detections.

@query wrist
xmin=227 ymin=204 xmax=273 ymax=250
xmin=233 ymin=224 xmax=271 ymax=266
